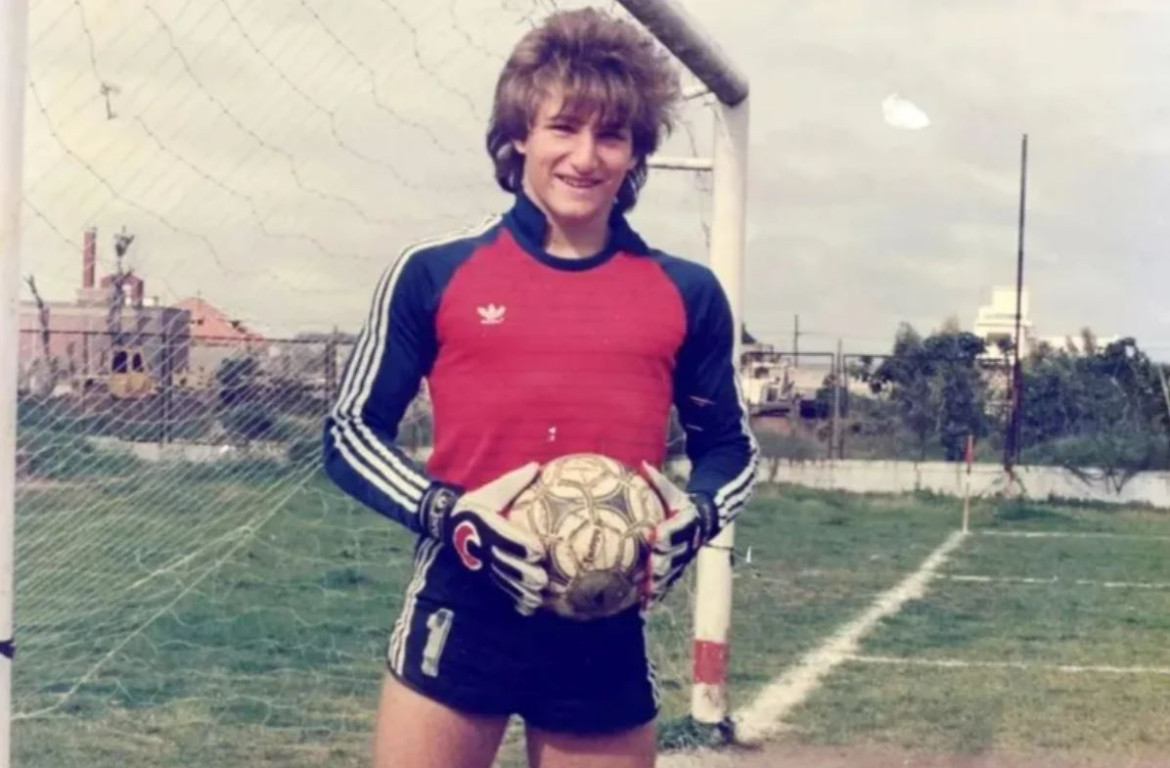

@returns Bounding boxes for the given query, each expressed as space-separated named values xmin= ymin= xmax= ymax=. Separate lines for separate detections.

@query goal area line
xmin=940 ymin=574 xmax=1170 ymax=590
xmin=852 ymin=654 xmax=1170 ymax=677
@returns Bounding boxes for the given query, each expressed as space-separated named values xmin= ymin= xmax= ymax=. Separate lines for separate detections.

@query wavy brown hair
xmin=486 ymin=8 xmax=681 ymax=214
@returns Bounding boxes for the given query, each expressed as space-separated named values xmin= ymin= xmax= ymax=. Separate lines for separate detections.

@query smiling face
xmin=513 ymin=89 xmax=638 ymax=237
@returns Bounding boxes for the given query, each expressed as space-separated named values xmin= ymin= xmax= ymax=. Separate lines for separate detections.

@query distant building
xmin=973 ymin=286 xmax=1033 ymax=363
xmin=972 ymin=286 xmax=1121 ymax=362
xmin=173 ymin=296 xmax=267 ymax=378
xmin=18 ymin=227 xmax=190 ymax=389
xmin=739 ymin=343 xmax=849 ymax=419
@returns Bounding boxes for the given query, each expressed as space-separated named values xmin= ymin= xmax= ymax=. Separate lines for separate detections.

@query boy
xmin=323 ymin=8 xmax=757 ymax=768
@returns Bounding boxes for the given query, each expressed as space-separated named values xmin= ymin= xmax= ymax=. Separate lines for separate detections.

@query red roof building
xmin=174 ymin=297 xmax=265 ymax=345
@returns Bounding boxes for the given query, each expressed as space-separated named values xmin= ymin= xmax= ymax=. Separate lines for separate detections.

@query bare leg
xmin=524 ymin=721 xmax=656 ymax=768
xmin=372 ymin=673 xmax=509 ymax=768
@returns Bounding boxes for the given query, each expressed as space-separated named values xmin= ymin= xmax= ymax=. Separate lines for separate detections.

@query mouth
xmin=557 ymin=175 xmax=603 ymax=191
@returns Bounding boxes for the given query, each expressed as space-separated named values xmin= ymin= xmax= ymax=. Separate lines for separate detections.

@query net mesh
xmin=16 ymin=1 xmax=716 ymax=764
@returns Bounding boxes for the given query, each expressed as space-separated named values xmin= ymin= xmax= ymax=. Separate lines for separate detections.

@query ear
xmin=512 ymin=137 xmax=528 ymax=156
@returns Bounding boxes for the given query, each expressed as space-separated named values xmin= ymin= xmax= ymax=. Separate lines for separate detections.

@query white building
xmin=739 ymin=344 xmax=852 ymax=414
xmin=974 ymin=286 xmax=1121 ymax=361
xmin=973 ymin=286 xmax=1033 ymax=360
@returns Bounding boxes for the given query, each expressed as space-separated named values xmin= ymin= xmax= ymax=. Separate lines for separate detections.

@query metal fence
xmin=742 ymin=342 xmax=1169 ymax=471
xmin=13 ymin=329 xmax=424 ymax=481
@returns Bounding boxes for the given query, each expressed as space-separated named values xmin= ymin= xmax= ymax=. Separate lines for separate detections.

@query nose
xmin=567 ymin=132 xmax=600 ymax=173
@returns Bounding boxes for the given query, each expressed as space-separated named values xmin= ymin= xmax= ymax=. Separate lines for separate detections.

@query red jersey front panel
xmin=323 ymin=195 xmax=757 ymax=536
xmin=426 ymin=229 xmax=686 ymax=489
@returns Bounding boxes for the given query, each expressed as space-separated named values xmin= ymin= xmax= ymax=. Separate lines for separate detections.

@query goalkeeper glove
xmin=640 ymin=462 xmax=719 ymax=606
xmin=421 ymin=463 xmax=548 ymax=616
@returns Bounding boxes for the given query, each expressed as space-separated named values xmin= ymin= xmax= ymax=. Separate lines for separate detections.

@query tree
xmin=216 ymin=355 xmax=261 ymax=407
xmin=1019 ymin=337 xmax=1169 ymax=471
xmin=23 ymin=275 xmax=59 ymax=397
xmin=929 ymin=332 xmax=989 ymax=460
xmin=868 ymin=324 xmax=988 ymax=461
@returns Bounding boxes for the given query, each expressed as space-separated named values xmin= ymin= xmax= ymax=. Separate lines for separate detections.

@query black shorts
xmin=386 ymin=538 xmax=659 ymax=734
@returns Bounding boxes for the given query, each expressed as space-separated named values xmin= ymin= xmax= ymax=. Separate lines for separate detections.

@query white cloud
xmin=881 ymin=94 xmax=930 ymax=131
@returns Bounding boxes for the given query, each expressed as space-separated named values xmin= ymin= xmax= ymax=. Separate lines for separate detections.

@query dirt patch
xmin=664 ymin=742 xmax=1170 ymax=768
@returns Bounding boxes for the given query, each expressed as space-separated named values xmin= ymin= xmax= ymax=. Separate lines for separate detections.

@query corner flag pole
xmin=962 ymin=434 xmax=974 ymax=534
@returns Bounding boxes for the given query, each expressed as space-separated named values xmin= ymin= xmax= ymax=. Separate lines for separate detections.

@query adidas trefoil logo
xmin=477 ymin=304 xmax=506 ymax=325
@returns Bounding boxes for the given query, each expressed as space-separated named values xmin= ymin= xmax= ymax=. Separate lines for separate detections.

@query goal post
xmin=1 ymin=3 xmax=31 ymax=767
xmin=616 ymin=0 xmax=751 ymax=726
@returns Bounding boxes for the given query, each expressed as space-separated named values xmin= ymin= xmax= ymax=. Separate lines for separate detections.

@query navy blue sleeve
xmin=657 ymin=255 xmax=759 ymax=534
xmin=322 ymin=247 xmax=439 ymax=534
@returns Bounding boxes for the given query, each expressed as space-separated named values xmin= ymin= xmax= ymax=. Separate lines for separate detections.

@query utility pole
xmin=1158 ymin=364 xmax=1170 ymax=469
xmin=831 ymin=338 xmax=843 ymax=460
xmin=161 ymin=323 xmax=173 ymax=444
xmin=1003 ymin=134 xmax=1029 ymax=478
xmin=793 ymin=314 xmax=800 ymax=366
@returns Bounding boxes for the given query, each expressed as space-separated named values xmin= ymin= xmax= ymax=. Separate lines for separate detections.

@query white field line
xmin=729 ymin=530 xmax=967 ymax=745
xmin=661 ymin=528 xmax=1165 ymax=768
xmin=854 ymin=655 xmax=1170 ymax=676
xmin=976 ymin=530 xmax=1170 ymax=541
xmin=943 ymin=574 xmax=1170 ymax=590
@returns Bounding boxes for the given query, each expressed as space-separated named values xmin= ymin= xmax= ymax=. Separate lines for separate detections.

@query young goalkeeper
xmin=323 ymin=8 xmax=757 ymax=767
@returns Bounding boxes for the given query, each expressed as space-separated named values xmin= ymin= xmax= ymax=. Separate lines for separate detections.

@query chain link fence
xmin=742 ymin=334 xmax=1170 ymax=472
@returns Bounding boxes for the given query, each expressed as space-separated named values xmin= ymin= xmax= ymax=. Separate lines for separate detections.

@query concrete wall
xmin=89 ymin=437 xmax=288 ymax=464
xmin=757 ymin=458 xmax=1170 ymax=510
xmin=86 ymin=438 xmax=1167 ymax=510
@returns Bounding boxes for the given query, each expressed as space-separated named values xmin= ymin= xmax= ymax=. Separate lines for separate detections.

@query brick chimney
xmin=83 ymin=227 xmax=96 ymax=289
xmin=130 ymin=275 xmax=144 ymax=307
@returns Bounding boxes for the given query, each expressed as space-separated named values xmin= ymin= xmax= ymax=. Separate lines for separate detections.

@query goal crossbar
xmin=616 ymin=0 xmax=749 ymax=106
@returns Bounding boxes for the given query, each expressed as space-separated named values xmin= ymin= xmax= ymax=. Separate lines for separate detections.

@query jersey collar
xmin=504 ymin=192 xmax=649 ymax=272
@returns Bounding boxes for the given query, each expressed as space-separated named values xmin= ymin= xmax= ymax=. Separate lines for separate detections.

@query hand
xmin=423 ymin=463 xmax=548 ymax=616
xmin=641 ymin=463 xmax=718 ymax=606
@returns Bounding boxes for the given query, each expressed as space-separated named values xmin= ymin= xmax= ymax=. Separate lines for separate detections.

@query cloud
xmin=881 ymin=94 xmax=930 ymax=131
xmin=18 ymin=0 xmax=1170 ymax=353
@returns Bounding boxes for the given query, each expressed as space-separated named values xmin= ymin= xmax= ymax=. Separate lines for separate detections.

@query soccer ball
xmin=507 ymin=453 xmax=665 ymax=621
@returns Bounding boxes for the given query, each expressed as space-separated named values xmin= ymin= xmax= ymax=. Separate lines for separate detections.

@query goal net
xmin=15 ymin=0 xmax=721 ymax=764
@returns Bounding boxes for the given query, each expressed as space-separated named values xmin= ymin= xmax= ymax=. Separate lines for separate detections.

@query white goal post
xmin=615 ymin=0 xmax=751 ymax=726
xmin=1 ymin=3 xmax=31 ymax=767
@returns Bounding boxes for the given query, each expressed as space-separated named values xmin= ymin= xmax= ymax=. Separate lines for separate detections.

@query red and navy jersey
xmin=323 ymin=193 xmax=758 ymax=534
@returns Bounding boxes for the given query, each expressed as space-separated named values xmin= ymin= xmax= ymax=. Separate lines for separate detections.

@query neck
xmin=544 ymin=218 xmax=610 ymax=259
xmin=522 ymin=185 xmax=613 ymax=259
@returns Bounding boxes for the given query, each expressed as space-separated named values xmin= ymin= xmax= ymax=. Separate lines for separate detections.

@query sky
xmin=16 ymin=0 xmax=1170 ymax=358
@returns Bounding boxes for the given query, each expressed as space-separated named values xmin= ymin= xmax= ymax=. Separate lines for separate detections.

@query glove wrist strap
xmin=421 ymin=482 xmax=462 ymax=540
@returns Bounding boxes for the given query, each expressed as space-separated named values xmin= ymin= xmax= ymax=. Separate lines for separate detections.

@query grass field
xmin=14 ymin=469 xmax=1170 ymax=767
xmin=784 ymin=495 xmax=1170 ymax=762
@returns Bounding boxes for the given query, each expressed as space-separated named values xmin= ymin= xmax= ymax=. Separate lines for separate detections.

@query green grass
xmin=784 ymin=492 xmax=1170 ymax=758
xmin=719 ymin=486 xmax=961 ymax=705
xmin=864 ymin=582 xmax=1170 ymax=666
xmin=974 ymin=497 xmax=1170 ymax=536
xmin=15 ymin=471 xmax=403 ymax=767
xmin=15 ymin=474 xmax=1170 ymax=766
xmin=947 ymin=534 xmax=1170 ymax=583
xmin=789 ymin=662 xmax=1170 ymax=754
